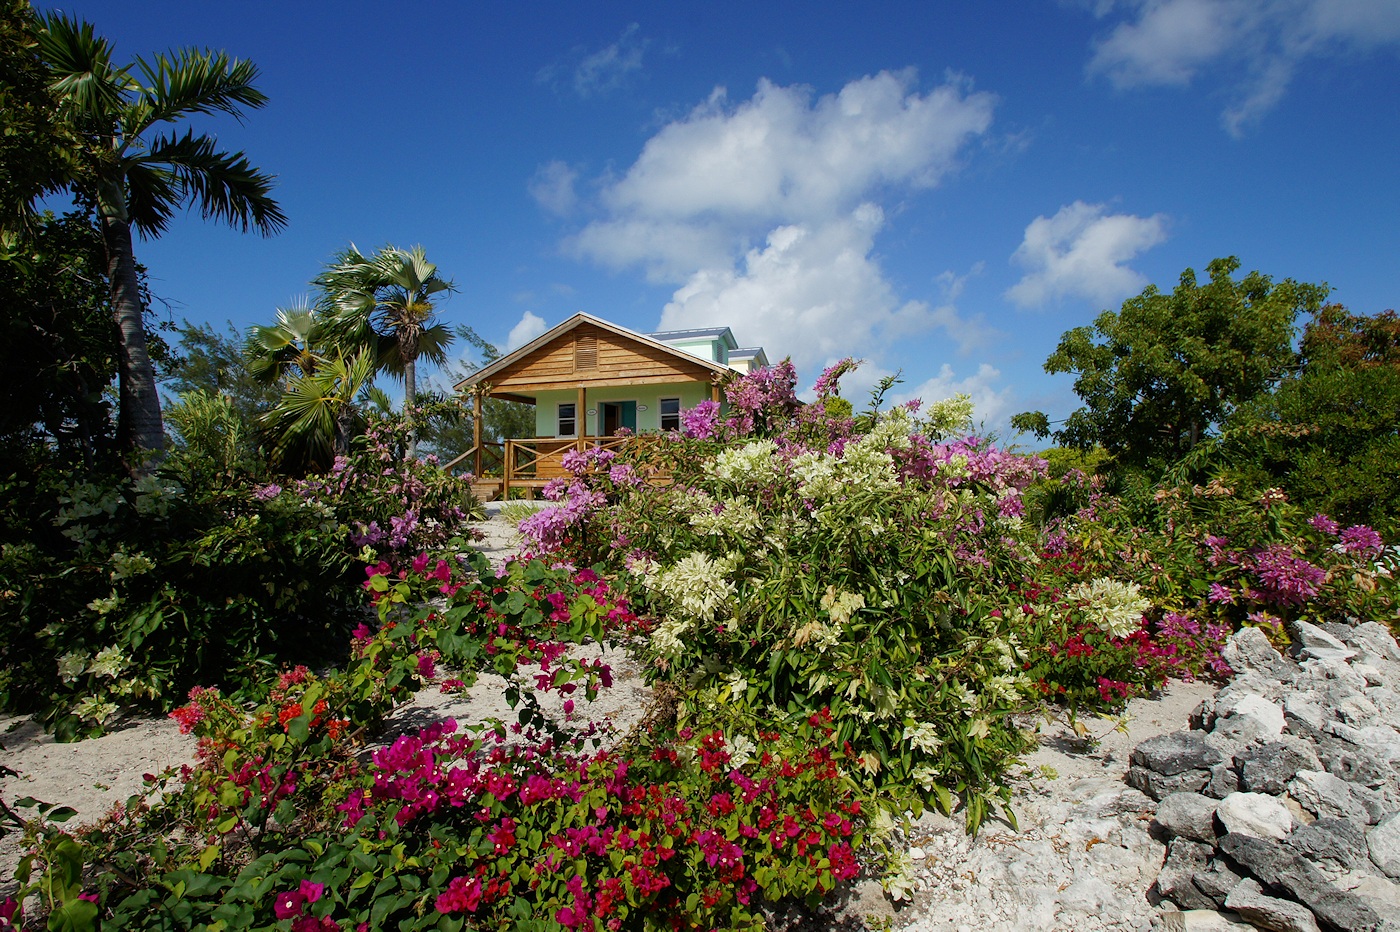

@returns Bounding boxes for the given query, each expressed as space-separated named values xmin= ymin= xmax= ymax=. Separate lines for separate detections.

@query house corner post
xmin=577 ymin=386 xmax=587 ymax=446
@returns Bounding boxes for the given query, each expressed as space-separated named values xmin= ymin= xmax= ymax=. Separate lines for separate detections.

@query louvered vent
xmin=574 ymin=335 xmax=598 ymax=370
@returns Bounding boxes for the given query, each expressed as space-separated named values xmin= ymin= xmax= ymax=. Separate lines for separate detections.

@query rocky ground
xmin=3 ymin=504 xmax=1397 ymax=932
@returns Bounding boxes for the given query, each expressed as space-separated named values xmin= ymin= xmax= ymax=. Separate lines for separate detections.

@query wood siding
xmin=486 ymin=323 xmax=716 ymax=391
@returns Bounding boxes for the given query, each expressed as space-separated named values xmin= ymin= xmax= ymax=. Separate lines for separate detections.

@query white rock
xmin=1370 ymin=812 xmax=1400 ymax=879
xmin=1216 ymin=791 xmax=1295 ymax=840
xmin=1289 ymin=769 xmax=1370 ymax=823
xmin=908 ymin=845 xmax=926 ymax=860
xmin=1153 ymin=909 xmax=1259 ymax=931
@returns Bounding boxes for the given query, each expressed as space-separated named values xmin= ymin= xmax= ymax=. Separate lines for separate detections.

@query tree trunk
xmin=101 ymin=215 xmax=165 ymax=471
xmin=403 ymin=354 xmax=417 ymax=460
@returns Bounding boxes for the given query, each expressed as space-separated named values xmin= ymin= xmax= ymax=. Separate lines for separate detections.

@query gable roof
xmin=454 ymin=312 xmax=732 ymax=395
xmin=647 ymin=326 xmax=738 ymax=350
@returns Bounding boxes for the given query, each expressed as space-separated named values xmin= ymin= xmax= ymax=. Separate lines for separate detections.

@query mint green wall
xmin=531 ymin=382 xmax=712 ymax=436
xmin=666 ymin=338 xmax=728 ymax=365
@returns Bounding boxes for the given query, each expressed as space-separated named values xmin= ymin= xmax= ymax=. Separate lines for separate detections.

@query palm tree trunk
xmin=404 ymin=355 xmax=417 ymax=459
xmin=101 ymin=214 xmax=166 ymax=469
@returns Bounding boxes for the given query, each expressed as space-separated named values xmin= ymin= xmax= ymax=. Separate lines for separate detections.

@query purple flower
xmin=813 ymin=357 xmax=859 ymax=399
xmin=1309 ymin=513 xmax=1340 ymax=535
xmin=1207 ymin=583 xmax=1235 ymax=604
xmin=253 ymin=483 xmax=282 ymax=502
xmin=1251 ymin=544 xmax=1325 ymax=607
xmin=1339 ymin=524 xmax=1384 ymax=558
xmin=680 ymin=400 xmax=721 ymax=440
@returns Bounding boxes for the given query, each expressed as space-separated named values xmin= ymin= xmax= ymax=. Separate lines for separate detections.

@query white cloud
xmin=539 ymin=24 xmax=648 ymax=98
xmin=1085 ymin=0 xmax=1400 ymax=134
xmin=528 ymin=161 xmax=580 ymax=216
xmin=506 ymin=311 xmax=548 ymax=351
xmin=1005 ymin=201 xmax=1168 ymax=308
xmin=562 ymin=70 xmax=996 ymax=376
xmin=902 ymin=363 xmax=1015 ymax=430
xmin=594 ymin=71 xmax=994 ymax=236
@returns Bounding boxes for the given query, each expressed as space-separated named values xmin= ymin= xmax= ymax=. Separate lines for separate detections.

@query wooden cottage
xmin=447 ymin=313 xmax=755 ymax=499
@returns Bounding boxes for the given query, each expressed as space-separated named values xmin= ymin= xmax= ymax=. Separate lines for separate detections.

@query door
xmin=601 ymin=401 xmax=637 ymax=435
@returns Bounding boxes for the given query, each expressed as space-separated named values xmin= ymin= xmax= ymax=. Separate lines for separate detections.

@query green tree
xmin=258 ymin=349 xmax=387 ymax=475
xmin=1224 ymin=305 xmax=1400 ymax=534
xmin=164 ymin=318 xmax=282 ymax=429
xmin=0 ymin=210 xmax=116 ymax=465
xmin=0 ymin=0 xmax=63 ymax=239
xmin=1013 ymin=257 xmax=1326 ymax=468
xmin=418 ymin=324 xmax=536 ymax=464
xmin=31 ymin=13 xmax=286 ymax=466
xmin=316 ymin=244 xmax=455 ymax=457
xmin=243 ymin=302 xmax=328 ymax=385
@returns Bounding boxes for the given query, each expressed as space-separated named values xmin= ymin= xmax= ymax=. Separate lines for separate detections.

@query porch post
xmin=577 ymin=386 xmax=587 ymax=443
xmin=710 ymin=383 xmax=721 ymax=404
xmin=472 ymin=388 xmax=483 ymax=476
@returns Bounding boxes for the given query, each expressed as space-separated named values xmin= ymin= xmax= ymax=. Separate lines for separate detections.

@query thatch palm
xmin=258 ymin=349 xmax=385 ymax=475
xmin=245 ymin=302 xmax=325 ymax=386
xmin=316 ymin=245 xmax=455 ymax=456
xmin=34 ymin=14 xmax=285 ymax=464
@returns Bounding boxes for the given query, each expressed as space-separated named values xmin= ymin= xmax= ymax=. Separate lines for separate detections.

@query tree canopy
xmin=1013 ymin=257 xmax=1327 ymax=467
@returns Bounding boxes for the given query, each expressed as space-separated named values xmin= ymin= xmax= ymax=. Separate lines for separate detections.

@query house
xmin=447 ymin=312 xmax=766 ymax=499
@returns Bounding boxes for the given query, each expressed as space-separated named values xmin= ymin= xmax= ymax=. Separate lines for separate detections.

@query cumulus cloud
xmin=1085 ymin=0 xmax=1400 ymax=134
xmin=539 ymin=23 xmax=648 ymax=98
xmin=902 ymin=363 xmax=1015 ymax=429
xmin=528 ymin=161 xmax=580 ymax=216
xmin=1005 ymin=201 xmax=1168 ymax=309
xmin=563 ymin=70 xmax=996 ymax=375
xmin=506 ymin=311 xmax=549 ymax=351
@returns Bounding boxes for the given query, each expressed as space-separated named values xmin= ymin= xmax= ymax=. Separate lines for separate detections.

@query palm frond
xmin=36 ymin=13 xmax=129 ymax=119
xmin=132 ymin=48 xmax=267 ymax=130
xmin=123 ymin=162 xmax=178 ymax=237
xmin=140 ymin=129 xmax=287 ymax=235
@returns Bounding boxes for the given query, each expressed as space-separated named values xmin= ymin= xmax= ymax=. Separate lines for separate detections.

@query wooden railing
xmin=447 ymin=435 xmax=667 ymax=499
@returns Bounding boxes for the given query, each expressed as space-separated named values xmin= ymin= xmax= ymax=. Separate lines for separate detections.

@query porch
xmin=443 ymin=434 xmax=668 ymax=501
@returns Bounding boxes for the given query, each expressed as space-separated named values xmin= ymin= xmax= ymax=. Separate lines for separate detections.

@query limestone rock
xmin=1206 ymin=762 xmax=1243 ymax=800
xmin=1191 ymin=858 xmax=1244 ymax=909
xmin=1157 ymin=792 xmax=1222 ymax=843
xmin=1218 ymin=833 xmax=1382 ymax=932
xmin=1344 ymin=623 xmax=1400 ymax=664
xmin=1289 ymin=818 xmax=1371 ymax=871
xmin=1158 ymin=838 xmax=1218 ymax=910
xmin=1369 ymin=812 xmax=1400 ymax=880
xmin=1295 ymin=621 xmax=1357 ymax=663
xmin=1135 ymin=731 xmax=1227 ymax=776
xmin=1242 ymin=740 xmax=1323 ymax=796
xmin=1225 ymin=876 xmax=1321 ymax=932
xmin=1153 ymin=909 xmax=1259 ymax=931
xmin=1132 ymin=765 xmax=1213 ymax=801
xmin=1289 ymin=770 xmax=1372 ymax=824
xmin=1221 ymin=627 xmax=1293 ymax=680
xmin=1214 ymin=694 xmax=1286 ymax=745
xmin=1216 ymin=792 xmax=1295 ymax=840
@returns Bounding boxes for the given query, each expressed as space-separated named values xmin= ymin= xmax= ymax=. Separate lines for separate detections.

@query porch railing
xmin=446 ymin=435 xmax=667 ymax=499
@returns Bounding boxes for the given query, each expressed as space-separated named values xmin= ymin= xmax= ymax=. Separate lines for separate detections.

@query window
xmin=558 ymin=403 xmax=577 ymax=437
xmin=659 ymin=397 xmax=681 ymax=432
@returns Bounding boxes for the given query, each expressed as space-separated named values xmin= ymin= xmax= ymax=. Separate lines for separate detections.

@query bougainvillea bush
xmin=512 ymin=360 xmax=1398 ymax=832
xmin=0 ymin=416 xmax=481 ymax=739
xmin=7 ymin=552 xmax=874 ymax=931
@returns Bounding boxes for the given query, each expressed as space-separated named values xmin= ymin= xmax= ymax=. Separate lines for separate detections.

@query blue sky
xmin=45 ymin=0 xmax=1400 ymax=434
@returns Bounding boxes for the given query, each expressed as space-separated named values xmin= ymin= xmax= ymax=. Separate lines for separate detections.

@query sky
xmin=40 ymin=0 xmax=1400 ymax=435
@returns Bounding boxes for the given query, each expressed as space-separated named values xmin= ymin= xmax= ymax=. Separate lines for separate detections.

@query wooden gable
xmin=465 ymin=319 xmax=723 ymax=396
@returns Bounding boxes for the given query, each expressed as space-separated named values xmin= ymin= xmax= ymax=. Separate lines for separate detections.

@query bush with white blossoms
xmin=1065 ymin=577 xmax=1151 ymax=639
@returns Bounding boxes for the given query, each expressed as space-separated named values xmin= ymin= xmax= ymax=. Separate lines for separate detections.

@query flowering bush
xmin=0 ymin=416 xmax=482 ymax=738
xmin=11 ymin=549 xmax=878 ymax=931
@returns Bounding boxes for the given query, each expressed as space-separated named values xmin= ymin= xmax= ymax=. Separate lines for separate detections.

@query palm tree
xmin=258 ymin=349 xmax=385 ymax=475
xmin=245 ymin=301 xmax=326 ymax=386
xmin=316 ymin=245 xmax=455 ymax=457
xmin=34 ymin=14 xmax=286 ymax=468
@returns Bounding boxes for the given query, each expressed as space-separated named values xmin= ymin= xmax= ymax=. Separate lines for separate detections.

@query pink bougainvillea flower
xmin=273 ymin=890 xmax=306 ymax=919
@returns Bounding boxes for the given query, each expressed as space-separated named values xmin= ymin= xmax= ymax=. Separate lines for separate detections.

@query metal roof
xmin=647 ymin=326 xmax=736 ymax=344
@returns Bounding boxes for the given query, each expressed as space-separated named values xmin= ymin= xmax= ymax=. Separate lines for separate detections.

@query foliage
xmin=0 ymin=416 xmax=480 ymax=738
xmin=1014 ymin=257 xmax=1326 ymax=467
xmin=164 ymin=319 xmax=282 ymax=432
xmin=419 ymin=325 xmax=537 ymax=465
xmin=0 ymin=210 xmax=118 ymax=466
xmin=1222 ymin=306 xmax=1400 ymax=536
xmin=0 ymin=0 xmax=64 ymax=238
xmin=8 ymin=553 xmax=869 ymax=931
xmin=30 ymin=9 xmax=286 ymax=460
xmin=257 ymin=349 xmax=384 ymax=476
